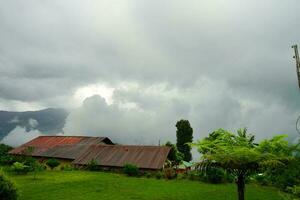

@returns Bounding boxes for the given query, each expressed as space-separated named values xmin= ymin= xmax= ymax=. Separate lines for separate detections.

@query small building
xmin=176 ymin=161 xmax=195 ymax=174
xmin=9 ymin=136 xmax=171 ymax=171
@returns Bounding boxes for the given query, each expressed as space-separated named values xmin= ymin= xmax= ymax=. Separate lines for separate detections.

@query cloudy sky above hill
xmin=1 ymin=0 xmax=300 ymax=144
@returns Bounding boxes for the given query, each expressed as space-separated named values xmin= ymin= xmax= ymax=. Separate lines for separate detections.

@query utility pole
xmin=292 ymin=44 xmax=300 ymax=134
xmin=292 ymin=45 xmax=300 ymax=89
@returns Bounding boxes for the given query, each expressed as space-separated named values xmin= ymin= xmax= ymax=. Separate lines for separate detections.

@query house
xmin=9 ymin=136 xmax=171 ymax=170
xmin=176 ymin=161 xmax=195 ymax=174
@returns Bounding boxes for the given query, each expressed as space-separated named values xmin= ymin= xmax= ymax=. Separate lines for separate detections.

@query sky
xmin=1 ymin=0 xmax=300 ymax=145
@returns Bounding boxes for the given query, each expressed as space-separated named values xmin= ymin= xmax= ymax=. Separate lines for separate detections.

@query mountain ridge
xmin=0 ymin=108 xmax=68 ymax=139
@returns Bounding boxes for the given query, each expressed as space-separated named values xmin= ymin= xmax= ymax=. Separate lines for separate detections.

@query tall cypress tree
xmin=176 ymin=119 xmax=193 ymax=162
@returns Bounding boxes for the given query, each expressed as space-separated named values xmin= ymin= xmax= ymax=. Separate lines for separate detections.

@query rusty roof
xmin=9 ymin=136 xmax=171 ymax=169
xmin=38 ymin=144 xmax=91 ymax=159
xmin=9 ymin=136 xmax=113 ymax=157
xmin=72 ymin=145 xmax=171 ymax=170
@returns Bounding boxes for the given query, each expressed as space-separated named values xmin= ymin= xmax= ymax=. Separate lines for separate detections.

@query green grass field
xmin=8 ymin=171 xmax=282 ymax=200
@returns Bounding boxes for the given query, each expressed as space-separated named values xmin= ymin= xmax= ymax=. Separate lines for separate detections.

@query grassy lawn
xmin=8 ymin=170 xmax=282 ymax=200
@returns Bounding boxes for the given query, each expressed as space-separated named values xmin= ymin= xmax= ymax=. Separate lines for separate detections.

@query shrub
xmin=31 ymin=161 xmax=45 ymax=179
xmin=264 ymin=159 xmax=300 ymax=189
xmin=273 ymin=168 xmax=299 ymax=189
xmin=86 ymin=159 xmax=99 ymax=171
xmin=164 ymin=168 xmax=176 ymax=179
xmin=195 ymin=168 xmax=226 ymax=183
xmin=11 ymin=162 xmax=30 ymax=175
xmin=123 ymin=164 xmax=139 ymax=176
xmin=155 ymin=171 xmax=163 ymax=179
xmin=177 ymin=173 xmax=188 ymax=180
xmin=286 ymin=185 xmax=300 ymax=198
xmin=254 ymin=174 xmax=269 ymax=186
xmin=145 ymin=172 xmax=152 ymax=178
xmin=24 ymin=157 xmax=37 ymax=171
xmin=188 ymin=171 xmax=201 ymax=181
xmin=12 ymin=156 xmax=37 ymax=171
xmin=206 ymin=167 xmax=225 ymax=183
xmin=0 ymin=144 xmax=14 ymax=165
xmin=0 ymin=171 xmax=18 ymax=200
xmin=46 ymin=158 xmax=60 ymax=170
xmin=224 ymin=172 xmax=235 ymax=183
xmin=61 ymin=164 xmax=74 ymax=171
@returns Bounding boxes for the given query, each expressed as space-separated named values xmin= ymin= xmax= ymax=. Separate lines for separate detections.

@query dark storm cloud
xmin=0 ymin=0 xmax=300 ymax=143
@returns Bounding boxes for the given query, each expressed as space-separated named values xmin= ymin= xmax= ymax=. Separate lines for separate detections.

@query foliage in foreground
xmin=123 ymin=164 xmax=139 ymax=176
xmin=193 ymin=128 xmax=299 ymax=200
xmin=0 ymin=171 xmax=18 ymax=200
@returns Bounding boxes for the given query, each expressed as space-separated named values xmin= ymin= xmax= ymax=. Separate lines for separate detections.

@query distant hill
xmin=0 ymin=108 xmax=68 ymax=139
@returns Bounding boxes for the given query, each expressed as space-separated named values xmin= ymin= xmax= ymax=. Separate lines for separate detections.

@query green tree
xmin=193 ymin=128 xmax=296 ymax=200
xmin=258 ymin=135 xmax=300 ymax=189
xmin=176 ymin=119 xmax=193 ymax=162
xmin=165 ymin=141 xmax=183 ymax=167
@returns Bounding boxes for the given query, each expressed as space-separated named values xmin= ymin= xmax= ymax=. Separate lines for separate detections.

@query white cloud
xmin=8 ymin=116 xmax=20 ymax=123
xmin=74 ymin=84 xmax=115 ymax=106
xmin=1 ymin=126 xmax=41 ymax=147
xmin=64 ymin=78 xmax=299 ymax=146
xmin=0 ymin=0 xmax=299 ymax=147
xmin=28 ymin=118 xmax=39 ymax=128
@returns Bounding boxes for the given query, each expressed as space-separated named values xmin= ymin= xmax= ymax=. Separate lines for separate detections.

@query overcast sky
xmin=1 ymin=0 xmax=300 ymax=144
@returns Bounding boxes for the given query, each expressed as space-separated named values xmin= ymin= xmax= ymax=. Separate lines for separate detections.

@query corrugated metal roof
xmin=38 ymin=144 xmax=91 ymax=159
xmin=10 ymin=136 xmax=170 ymax=169
xmin=72 ymin=145 xmax=171 ymax=170
xmin=9 ymin=136 xmax=113 ymax=157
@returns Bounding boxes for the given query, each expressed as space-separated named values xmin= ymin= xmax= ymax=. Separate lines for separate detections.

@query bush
xmin=206 ymin=167 xmax=225 ymax=183
xmin=196 ymin=168 xmax=225 ymax=183
xmin=11 ymin=162 xmax=30 ymax=175
xmin=286 ymin=185 xmax=300 ymax=198
xmin=254 ymin=174 xmax=269 ymax=186
xmin=46 ymin=158 xmax=60 ymax=170
xmin=0 ymin=144 xmax=14 ymax=165
xmin=177 ymin=173 xmax=188 ymax=180
xmin=224 ymin=172 xmax=235 ymax=183
xmin=123 ymin=164 xmax=139 ymax=176
xmin=0 ymin=171 xmax=18 ymax=200
xmin=188 ymin=171 xmax=201 ymax=181
xmin=265 ymin=159 xmax=300 ymax=189
xmin=24 ymin=157 xmax=37 ymax=171
xmin=273 ymin=169 xmax=299 ymax=189
xmin=61 ymin=164 xmax=74 ymax=171
xmin=31 ymin=161 xmax=45 ymax=179
xmin=155 ymin=171 xmax=163 ymax=179
xmin=12 ymin=156 xmax=37 ymax=171
xmin=86 ymin=159 xmax=99 ymax=171
xmin=145 ymin=172 xmax=152 ymax=178
xmin=164 ymin=168 xmax=176 ymax=179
